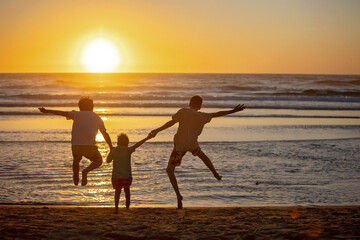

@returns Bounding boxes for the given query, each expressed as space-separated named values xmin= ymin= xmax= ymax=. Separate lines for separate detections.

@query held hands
xmin=38 ymin=107 xmax=48 ymax=113
xmin=232 ymin=104 xmax=246 ymax=113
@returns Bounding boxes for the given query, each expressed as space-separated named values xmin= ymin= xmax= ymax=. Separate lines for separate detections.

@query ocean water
xmin=0 ymin=73 xmax=359 ymax=207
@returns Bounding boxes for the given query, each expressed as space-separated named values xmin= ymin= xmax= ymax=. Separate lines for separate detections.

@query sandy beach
xmin=1 ymin=206 xmax=359 ymax=239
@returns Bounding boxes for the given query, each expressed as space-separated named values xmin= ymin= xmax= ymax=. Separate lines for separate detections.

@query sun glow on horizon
xmin=81 ymin=38 xmax=122 ymax=73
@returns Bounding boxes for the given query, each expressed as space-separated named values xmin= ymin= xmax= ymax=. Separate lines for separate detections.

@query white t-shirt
xmin=67 ymin=110 xmax=106 ymax=146
xmin=172 ymin=108 xmax=212 ymax=151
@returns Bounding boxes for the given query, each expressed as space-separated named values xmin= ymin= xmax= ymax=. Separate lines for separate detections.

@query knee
xmin=115 ymin=188 xmax=122 ymax=194
xmin=73 ymin=157 xmax=82 ymax=164
xmin=166 ymin=166 xmax=174 ymax=174
xmin=197 ymin=150 xmax=206 ymax=159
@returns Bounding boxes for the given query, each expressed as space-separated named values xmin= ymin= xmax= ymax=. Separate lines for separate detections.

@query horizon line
xmin=0 ymin=72 xmax=359 ymax=76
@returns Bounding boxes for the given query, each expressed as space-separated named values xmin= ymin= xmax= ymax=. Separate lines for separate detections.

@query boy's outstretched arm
xmin=149 ymin=119 xmax=176 ymax=137
xmin=210 ymin=104 xmax=246 ymax=118
xmin=38 ymin=107 xmax=71 ymax=118
xmin=131 ymin=134 xmax=153 ymax=150
xmin=100 ymin=129 xmax=113 ymax=149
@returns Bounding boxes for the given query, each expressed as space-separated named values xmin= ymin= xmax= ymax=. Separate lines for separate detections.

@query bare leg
xmin=198 ymin=151 xmax=222 ymax=180
xmin=166 ymin=164 xmax=183 ymax=209
xmin=72 ymin=157 xmax=81 ymax=186
xmin=124 ymin=186 xmax=131 ymax=209
xmin=114 ymin=188 xmax=121 ymax=214
xmin=82 ymin=159 xmax=102 ymax=186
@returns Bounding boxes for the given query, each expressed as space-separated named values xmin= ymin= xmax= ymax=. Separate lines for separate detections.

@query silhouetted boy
xmin=107 ymin=133 xmax=152 ymax=213
xmin=150 ymin=95 xmax=245 ymax=209
xmin=39 ymin=96 xmax=113 ymax=186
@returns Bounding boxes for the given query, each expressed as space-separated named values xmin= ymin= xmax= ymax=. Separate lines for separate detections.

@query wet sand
xmin=1 ymin=206 xmax=359 ymax=239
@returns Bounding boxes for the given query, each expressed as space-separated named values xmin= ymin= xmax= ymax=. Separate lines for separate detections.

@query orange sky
xmin=0 ymin=0 xmax=359 ymax=74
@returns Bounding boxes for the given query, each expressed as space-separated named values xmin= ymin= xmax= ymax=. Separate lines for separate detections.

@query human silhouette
xmin=39 ymin=97 xmax=113 ymax=186
xmin=150 ymin=95 xmax=245 ymax=209
xmin=107 ymin=133 xmax=153 ymax=213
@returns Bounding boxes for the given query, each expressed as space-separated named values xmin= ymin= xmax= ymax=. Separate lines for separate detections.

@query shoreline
xmin=1 ymin=203 xmax=360 ymax=207
xmin=1 ymin=205 xmax=359 ymax=239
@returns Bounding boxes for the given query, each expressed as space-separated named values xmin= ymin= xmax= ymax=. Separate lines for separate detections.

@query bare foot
xmin=177 ymin=195 xmax=183 ymax=209
xmin=73 ymin=174 xmax=79 ymax=186
xmin=214 ymin=173 xmax=222 ymax=181
xmin=81 ymin=170 xmax=88 ymax=186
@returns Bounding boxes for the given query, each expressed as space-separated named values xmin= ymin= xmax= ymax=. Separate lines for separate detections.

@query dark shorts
xmin=72 ymin=145 xmax=102 ymax=162
xmin=112 ymin=177 xmax=133 ymax=189
xmin=168 ymin=146 xmax=202 ymax=167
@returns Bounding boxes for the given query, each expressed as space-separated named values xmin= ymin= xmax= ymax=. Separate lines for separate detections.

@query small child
xmin=107 ymin=133 xmax=152 ymax=213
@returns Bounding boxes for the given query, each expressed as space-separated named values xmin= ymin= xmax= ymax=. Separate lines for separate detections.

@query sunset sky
xmin=0 ymin=0 xmax=359 ymax=74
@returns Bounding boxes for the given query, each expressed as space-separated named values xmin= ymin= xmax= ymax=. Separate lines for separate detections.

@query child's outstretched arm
xmin=210 ymin=104 xmax=246 ymax=118
xmin=149 ymin=119 xmax=176 ymax=138
xmin=131 ymin=134 xmax=153 ymax=150
xmin=38 ymin=107 xmax=71 ymax=118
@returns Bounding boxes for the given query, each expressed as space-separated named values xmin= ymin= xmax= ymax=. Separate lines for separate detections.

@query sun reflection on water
xmin=81 ymin=188 xmax=113 ymax=203
xmin=88 ymin=188 xmax=112 ymax=194
xmin=94 ymin=108 xmax=111 ymax=117
xmin=96 ymin=132 xmax=105 ymax=142
xmin=92 ymin=181 xmax=109 ymax=186
xmin=94 ymin=108 xmax=109 ymax=113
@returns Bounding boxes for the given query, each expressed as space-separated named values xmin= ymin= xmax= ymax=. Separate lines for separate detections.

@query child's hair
xmin=189 ymin=95 xmax=203 ymax=110
xmin=78 ymin=96 xmax=94 ymax=111
xmin=117 ymin=133 xmax=129 ymax=146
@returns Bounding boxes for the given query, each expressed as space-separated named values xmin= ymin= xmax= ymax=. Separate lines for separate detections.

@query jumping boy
xmin=38 ymin=96 xmax=113 ymax=186
xmin=107 ymin=133 xmax=153 ymax=213
xmin=150 ymin=95 xmax=245 ymax=209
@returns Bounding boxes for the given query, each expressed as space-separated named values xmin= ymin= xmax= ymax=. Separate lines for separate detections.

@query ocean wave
xmin=219 ymin=85 xmax=257 ymax=91
xmin=1 ymin=93 xmax=360 ymax=103
xmin=273 ymin=89 xmax=360 ymax=97
xmin=15 ymin=94 xmax=81 ymax=100
xmin=317 ymin=79 xmax=360 ymax=86
xmin=0 ymin=102 xmax=360 ymax=110
xmin=1 ymin=137 xmax=360 ymax=144
xmin=1 ymin=74 xmax=360 ymax=114
xmin=0 ymin=111 xmax=359 ymax=118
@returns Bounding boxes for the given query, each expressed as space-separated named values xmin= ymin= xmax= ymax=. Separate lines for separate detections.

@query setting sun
xmin=81 ymin=38 xmax=122 ymax=72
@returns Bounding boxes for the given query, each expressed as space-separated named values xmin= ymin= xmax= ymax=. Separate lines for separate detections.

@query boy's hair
xmin=189 ymin=95 xmax=203 ymax=110
xmin=78 ymin=97 xmax=94 ymax=111
xmin=117 ymin=133 xmax=129 ymax=146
